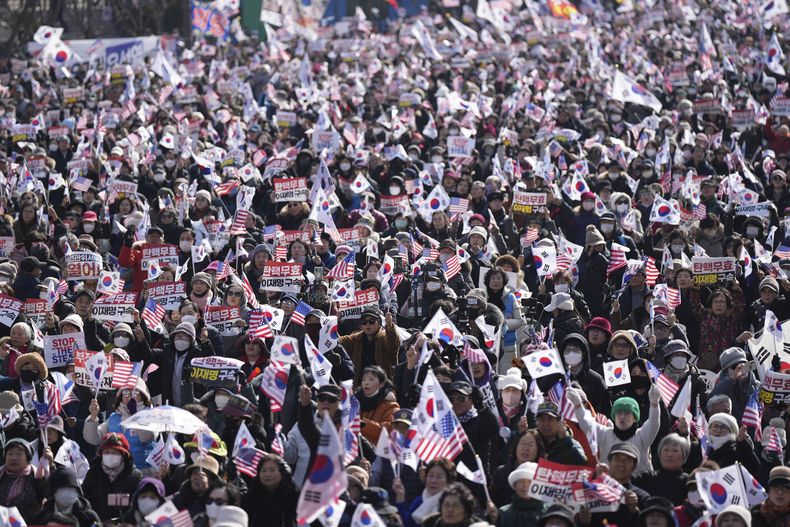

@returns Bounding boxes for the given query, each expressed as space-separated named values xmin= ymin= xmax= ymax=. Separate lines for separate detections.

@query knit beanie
xmin=585 ymin=225 xmax=605 ymax=246
xmin=709 ymin=413 xmax=738 ymax=435
xmin=611 ymin=397 xmax=640 ymax=422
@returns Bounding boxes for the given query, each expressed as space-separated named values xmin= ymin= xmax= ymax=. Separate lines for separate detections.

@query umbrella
xmin=121 ymin=405 xmax=206 ymax=434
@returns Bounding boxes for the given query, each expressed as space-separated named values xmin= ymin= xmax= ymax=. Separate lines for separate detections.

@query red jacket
xmin=118 ymin=243 xmax=147 ymax=293
xmin=765 ymin=117 xmax=790 ymax=156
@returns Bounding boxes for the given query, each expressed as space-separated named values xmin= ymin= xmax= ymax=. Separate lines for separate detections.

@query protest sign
xmin=692 ymin=98 xmax=722 ymax=114
xmin=259 ymin=262 xmax=302 ymax=293
xmin=512 ymin=191 xmax=548 ymax=214
xmin=275 ymin=111 xmax=297 ymax=127
xmin=44 ymin=333 xmax=86 ymax=368
xmin=204 ymin=306 xmax=243 ymax=336
xmin=189 ymin=356 xmax=243 ymax=387
xmin=74 ymin=349 xmax=113 ymax=390
xmin=446 ymin=136 xmax=476 ymax=157
xmin=311 ymin=130 xmax=340 ymax=153
xmin=147 ymin=281 xmax=187 ymax=310
xmin=731 ymin=109 xmax=755 ymax=130
xmin=770 ymin=96 xmax=790 ymax=117
xmin=691 ymin=257 xmax=736 ymax=286
xmin=0 ymin=237 xmax=15 ymax=257
xmin=759 ymin=370 xmax=790 ymax=406
xmin=273 ymin=177 xmax=308 ymax=202
xmin=379 ymin=195 xmax=410 ymax=216
xmin=108 ymin=180 xmax=138 ymax=199
xmin=263 ymin=158 xmax=289 ymax=180
xmin=527 ymin=460 xmax=593 ymax=506
xmin=338 ymin=228 xmax=363 ymax=250
xmin=12 ymin=124 xmax=37 ymax=142
xmin=0 ymin=295 xmax=23 ymax=327
xmin=734 ymin=202 xmax=772 ymax=218
xmin=24 ymin=299 xmax=48 ymax=328
xmin=140 ymin=244 xmax=179 ymax=271
xmin=280 ymin=230 xmax=311 ymax=244
xmin=336 ymin=288 xmax=380 ymax=320
xmin=65 ymin=251 xmax=103 ymax=280
xmin=62 ymin=87 xmax=84 ymax=104
xmin=92 ymin=292 xmax=137 ymax=323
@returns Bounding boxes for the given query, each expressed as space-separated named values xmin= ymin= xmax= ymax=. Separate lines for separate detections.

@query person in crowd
xmin=241 ymin=454 xmax=298 ymax=527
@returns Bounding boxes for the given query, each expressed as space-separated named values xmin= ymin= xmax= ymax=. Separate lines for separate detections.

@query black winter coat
xmin=241 ymin=481 xmax=299 ymax=527
xmin=34 ymin=496 xmax=102 ymax=527
xmin=81 ymin=458 xmax=142 ymax=520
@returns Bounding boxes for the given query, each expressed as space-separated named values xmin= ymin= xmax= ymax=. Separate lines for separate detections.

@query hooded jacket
xmin=34 ymin=468 xmax=101 ymax=527
xmin=560 ymin=333 xmax=610 ymax=417
xmin=81 ymin=454 xmax=143 ymax=520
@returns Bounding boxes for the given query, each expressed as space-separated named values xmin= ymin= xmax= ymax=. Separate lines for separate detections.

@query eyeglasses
xmin=360 ymin=318 xmax=379 ymax=325
xmin=281 ymin=300 xmax=295 ymax=307
xmin=317 ymin=395 xmax=338 ymax=403
xmin=205 ymin=498 xmax=227 ymax=506
xmin=449 ymin=394 xmax=468 ymax=403
xmin=121 ymin=389 xmax=139 ymax=398
xmin=227 ymin=291 xmax=243 ymax=297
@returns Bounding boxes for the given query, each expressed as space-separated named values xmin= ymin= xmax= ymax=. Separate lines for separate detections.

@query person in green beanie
xmin=568 ymin=386 xmax=661 ymax=475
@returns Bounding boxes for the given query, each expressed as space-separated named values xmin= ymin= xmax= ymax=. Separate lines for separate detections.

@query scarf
xmin=412 ymin=489 xmax=443 ymax=524
xmin=458 ymin=407 xmax=478 ymax=424
xmin=613 ymin=423 xmax=638 ymax=441
xmin=0 ymin=464 xmax=32 ymax=502
xmin=663 ymin=363 xmax=688 ymax=384
xmin=502 ymin=403 xmax=521 ymax=421
xmin=760 ymin=498 xmax=790 ymax=526
xmin=356 ymin=387 xmax=389 ymax=413
xmin=103 ymin=460 xmax=125 ymax=482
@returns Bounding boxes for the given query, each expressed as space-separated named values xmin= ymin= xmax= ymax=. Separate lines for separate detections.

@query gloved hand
xmin=649 ymin=384 xmax=661 ymax=405
xmin=498 ymin=427 xmax=511 ymax=440
xmin=566 ymin=388 xmax=582 ymax=408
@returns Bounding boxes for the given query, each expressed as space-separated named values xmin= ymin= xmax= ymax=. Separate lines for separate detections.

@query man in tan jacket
xmin=339 ymin=306 xmax=400 ymax=387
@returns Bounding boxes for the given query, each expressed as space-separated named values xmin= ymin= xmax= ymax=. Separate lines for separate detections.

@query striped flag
xmin=411 ymin=372 xmax=468 ymax=462
xmin=442 ymin=255 xmax=461 ymax=280
xmin=274 ymin=245 xmax=288 ymax=261
xmin=461 ymin=337 xmax=489 ymax=365
xmin=642 ymin=256 xmax=659 ymax=286
xmin=111 ymin=361 xmax=143 ymax=389
xmin=340 ymin=380 xmax=362 ymax=465
xmin=290 ymin=301 xmax=312 ymax=326
xmin=411 ymin=239 xmax=424 ymax=260
xmin=214 ymin=179 xmax=240 ymax=196
xmin=775 ymin=244 xmax=790 ymax=259
xmin=521 ymin=227 xmax=539 ymax=246
xmin=653 ymin=284 xmax=681 ymax=309
xmin=594 ymin=412 xmax=614 ymax=428
xmin=142 ymin=297 xmax=166 ymax=328
xmin=235 ymin=446 xmax=266 ymax=477
xmin=230 ymin=209 xmax=250 ymax=235
xmin=57 ymin=279 xmax=69 ymax=295
xmin=742 ymin=390 xmax=763 ymax=441
xmin=646 ymin=361 xmax=680 ymax=406
xmin=45 ymin=381 xmax=62 ymax=420
xmin=71 ymin=176 xmax=92 ymax=192
xmin=767 ymin=427 xmax=784 ymax=458
xmin=448 ymin=197 xmax=469 ymax=214
xmin=694 ymin=202 xmax=707 ymax=220
xmin=326 ymin=251 xmax=356 ymax=280
xmin=581 ymin=474 xmax=625 ymax=503
xmin=233 ymin=269 xmax=259 ymax=309
xmin=270 ymin=423 xmax=284 ymax=456
xmin=607 ymin=243 xmax=628 ymax=274
xmin=547 ymin=379 xmax=575 ymax=421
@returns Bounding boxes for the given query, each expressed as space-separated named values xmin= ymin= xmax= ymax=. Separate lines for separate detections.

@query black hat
xmin=5 ymin=438 xmax=32 ymax=460
xmin=20 ymin=256 xmax=43 ymax=273
xmin=487 ymin=191 xmax=504 ymax=202
xmin=448 ymin=381 xmax=472 ymax=396
xmin=360 ymin=487 xmax=398 ymax=515
xmin=360 ymin=278 xmax=382 ymax=292
xmin=317 ymin=384 xmax=342 ymax=400
xmin=50 ymin=467 xmax=82 ymax=495
xmin=638 ymin=497 xmax=674 ymax=525
xmin=438 ymin=239 xmax=457 ymax=251
xmin=537 ymin=504 xmax=575 ymax=527
xmin=74 ymin=289 xmax=96 ymax=302
xmin=536 ymin=401 xmax=560 ymax=418
xmin=608 ymin=442 xmax=640 ymax=462
xmin=147 ymin=226 xmax=164 ymax=236
xmin=360 ymin=306 xmax=383 ymax=320
xmin=393 ymin=409 xmax=413 ymax=425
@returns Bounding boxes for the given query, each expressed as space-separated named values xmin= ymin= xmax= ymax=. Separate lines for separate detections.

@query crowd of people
xmin=1 ymin=0 xmax=790 ymax=526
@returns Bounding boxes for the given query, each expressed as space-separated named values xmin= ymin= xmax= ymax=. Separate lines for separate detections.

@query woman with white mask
xmin=559 ymin=333 xmax=610 ymax=417
xmin=33 ymin=467 xmax=101 ymax=526
xmin=81 ymin=433 xmax=143 ymax=521
xmin=121 ymin=477 xmax=168 ymax=525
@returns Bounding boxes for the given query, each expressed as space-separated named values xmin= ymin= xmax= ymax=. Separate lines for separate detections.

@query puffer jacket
xmin=81 ymin=456 xmax=142 ymax=520
xmin=358 ymin=391 xmax=400 ymax=444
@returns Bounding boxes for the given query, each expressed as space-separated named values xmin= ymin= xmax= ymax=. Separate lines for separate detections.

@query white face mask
xmin=180 ymin=315 xmax=197 ymax=325
xmin=426 ymin=281 xmax=441 ymax=292
xmin=180 ymin=241 xmax=192 ymax=252
xmin=153 ymin=173 xmax=166 ymax=183
xmin=708 ymin=434 xmax=734 ymax=450
xmin=564 ymin=351 xmax=583 ymax=367
xmin=669 ymin=356 xmax=688 ymax=369
xmin=102 ymin=453 xmax=123 ymax=468
xmin=138 ymin=497 xmax=160 ymax=515
xmin=646 ymin=148 xmax=657 ymax=157
xmin=582 ymin=201 xmax=595 ymax=212
xmin=389 ymin=186 xmax=401 ymax=195
xmin=431 ymin=156 xmax=443 ymax=163
xmin=340 ymin=161 xmax=351 ymax=171
xmin=55 ymin=487 xmax=79 ymax=507
xmin=215 ymin=393 xmax=230 ymax=408
xmin=165 ymin=159 xmax=176 ymax=169
xmin=746 ymin=226 xmax=759 ymax=237
xmin=671 ymin=244 xmax=684 ymax=254
xmin=687 ymin=490 xmax=704 ymax=507
xmin=600 ymin=223 xmax=614 ymax=234
xmin=607 ymin=172 xmax=619 ymax=180
xmin=174 ymin=339 xmax=191 ymax=351
xmin=616 ymin=203 xmax=629 ymax=213
xmin=83 ymin=223 xmax=95 ymax=233
xmin=206 ymin=503 xmax=221 ymax=520
xmin=501 ymin=392 xmax=520 ymax=407
xmin=114 ymin=336 xmax=130 ymax=348
xmin=555 ymin=283 xmax=569 ymax=293
xmin=409 ymin=153 xmax=419 ymax=161
xmin=610 ymin=114 xmax=622 ymax=123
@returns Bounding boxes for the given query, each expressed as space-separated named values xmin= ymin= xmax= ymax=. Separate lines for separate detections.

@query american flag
xmin=111 ymin=361 xmax=143 ymax=389
xmin=775 ymin=244 xmax=790 ymax=259
xmin=646 ymin=361 xmax=680 ymax=406
xmin=415 ymin=410 xmax=468 ymax=462
xmin=423 ymin=247 xmax=440 ymax=261
xmin=214 ymin=179 xmax=240 ymax=196
xmin=326 ymin=251 xmax=356 ymax=280
xmin=522 ymin=227 xmax=539 ymax=246
xmin=642 ymin=256 xmax=659 ymax=286
xmin=742 ymin=390 xmax=763 ymax=441
xmin=411 ymin=239 xmax=424 ymax=260
xmin=653 ymin=284 xmax=681 ymax=309
xmin=274 ymin=245 xmax=287 ymax=261
xmin=443 ymin=255 xmax=461 ymax=280
xmin=263 ymin=225 xmax=281 ymax=241
xmin=270 ymin=423 xmax=284 ymax=456
xmin=694 ymin=202 xmax=707 ymax=220
xmin=342 ymin=388 xmax=362 ymax=465
xmin=767 ymin=427 xmax=784 ymax=457
xmin=461 ymin=338 xmax=489 ymax=365
xmin=582 ymin=475 xmax=624 ymax=503
xmin=290 ymin=300 xmax=312 ymax=326
xmin=170 ymin=508 xmax=194 ymax=527
xmin=72 ymin=176 xmax=92 ymax=192
xmin=607 ymin=244 xmax=628 ymax=275
xmin=448 ymin=197 xmax=469 ymax=214
xmin=249 ymin=309 xmax=274 ymax=339
xmin=120 ymin=99 xmax=137 ymax=120
xmin=234 ymin=269 xmax=259 ymax=308
xmin=594 ymin=412 xmax=614 ymax=428
xmin=142 ymin=297 xmax=166 ymax=328
xmin=397 ymin=245 xmax=410 ymax=267
xmin=45 ymin=382 xmax=62 ymax=419
xmin=547 ymin=379 xmax=575 ymax=420
xmin=230 ymin=209 xmax=250 ymax=235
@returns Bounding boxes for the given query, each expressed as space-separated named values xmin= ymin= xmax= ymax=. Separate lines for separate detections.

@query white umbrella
xmin=121 ymin=405 xmax=206 ymax=434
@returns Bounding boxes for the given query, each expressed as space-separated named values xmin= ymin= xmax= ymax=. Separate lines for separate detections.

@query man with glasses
xmin=706 ymin=412 xmax=760 ymax=476
xmin=339 ymin=306 xmax=400 ymax=387
xmin=709 ymin=347 xmax=759 ymax=421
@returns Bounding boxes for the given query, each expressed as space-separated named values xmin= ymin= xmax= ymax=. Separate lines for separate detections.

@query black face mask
xmin=20 ymin=370 xmax=37 ymax=384
xmin=630 ymin=376 xmax=650 ymax=390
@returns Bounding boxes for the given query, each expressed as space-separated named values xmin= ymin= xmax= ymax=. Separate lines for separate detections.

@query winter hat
xmin=537 ymin=504 xmax=575 ymax=527
xmin=611 ymin=397 xmax=640 ymax=422
xmin=5 ymin=438 xmax=32 ymax=460
xmin=761 ymin=418 xmax=787 ymax=449
xmin=709 ymin=413 xmax=739 ymax=436
xmin=585 ymin=225 xmax=605 ymax=246
xmin=347 ymin=465 xmax=370 ymax=489
xmin=467 ymin=288 xmax=488 ymax=304
xmin=508 ymin=462 xmax=538 ymax=488
xmin=0 ymin=391 xmax=22 ymax=413
xmin=760 ymin=276 xmax=780 ymax=294
xmin=191 ymin=272 xmax=213 ymax=287
xmin=662 ymin=339 xmax=692 ymax=358
xmin=186 ymin=456 xmax=221 ymax=478
xmin=469 ymin=226 xmax=488 ymax=241
xmin=49 ymin=467 xmax=82 ymax=495
xmin=715 ymin=505 xmax=751 ymax=526
xmin=607 ymin=330 xmax=637 ymax=355
xmin=213 ymin=506 xmax=249 ymax=527
xmin=497 ymin=368 xmax=527 ymax=392
xmin=59 ymin=313 xmax=85 ymax=331
xmin=14 ymin=352 xmax=48 ymax=380
xmin=586 ymin=317 xmax=612 ymax=336
xmin=196 ymin=189 xmax=212 ymax=203
xmin=112 ymin=323 xmax=133 ymax=337
xmin=719 ymin=347 xmax=747 ymax=371
xmin=99 ymin=432 xmax=131 ymax=457
xmin=544 ymin=292 xmax=574 ymax=311
xmin=172 ymin=322 xmax=197 ymax=342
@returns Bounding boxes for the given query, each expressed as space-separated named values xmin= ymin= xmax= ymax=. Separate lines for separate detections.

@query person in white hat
xmin=213 ymin=505 xmax=248 ymax=527
xmin=488 ymin=462 xmax=547 ymax=525
xmin=497 ymin=367 xmax=528 ymax=438
xmin=543 ymin=292 xmax=584 ymax=345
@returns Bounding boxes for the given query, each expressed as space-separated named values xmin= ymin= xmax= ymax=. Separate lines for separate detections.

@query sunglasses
xmin=205 ymin=498 xmax=227 ymax=506
xmin=317 ymin=395 xmax=338 ymax=403
xmin=227 ymin=291 xmax=243 ymax=297
xmin=449 ymin=394 xmax=468 ymax=403
xmin=360 ymin=318 xmax=379 ymax=325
